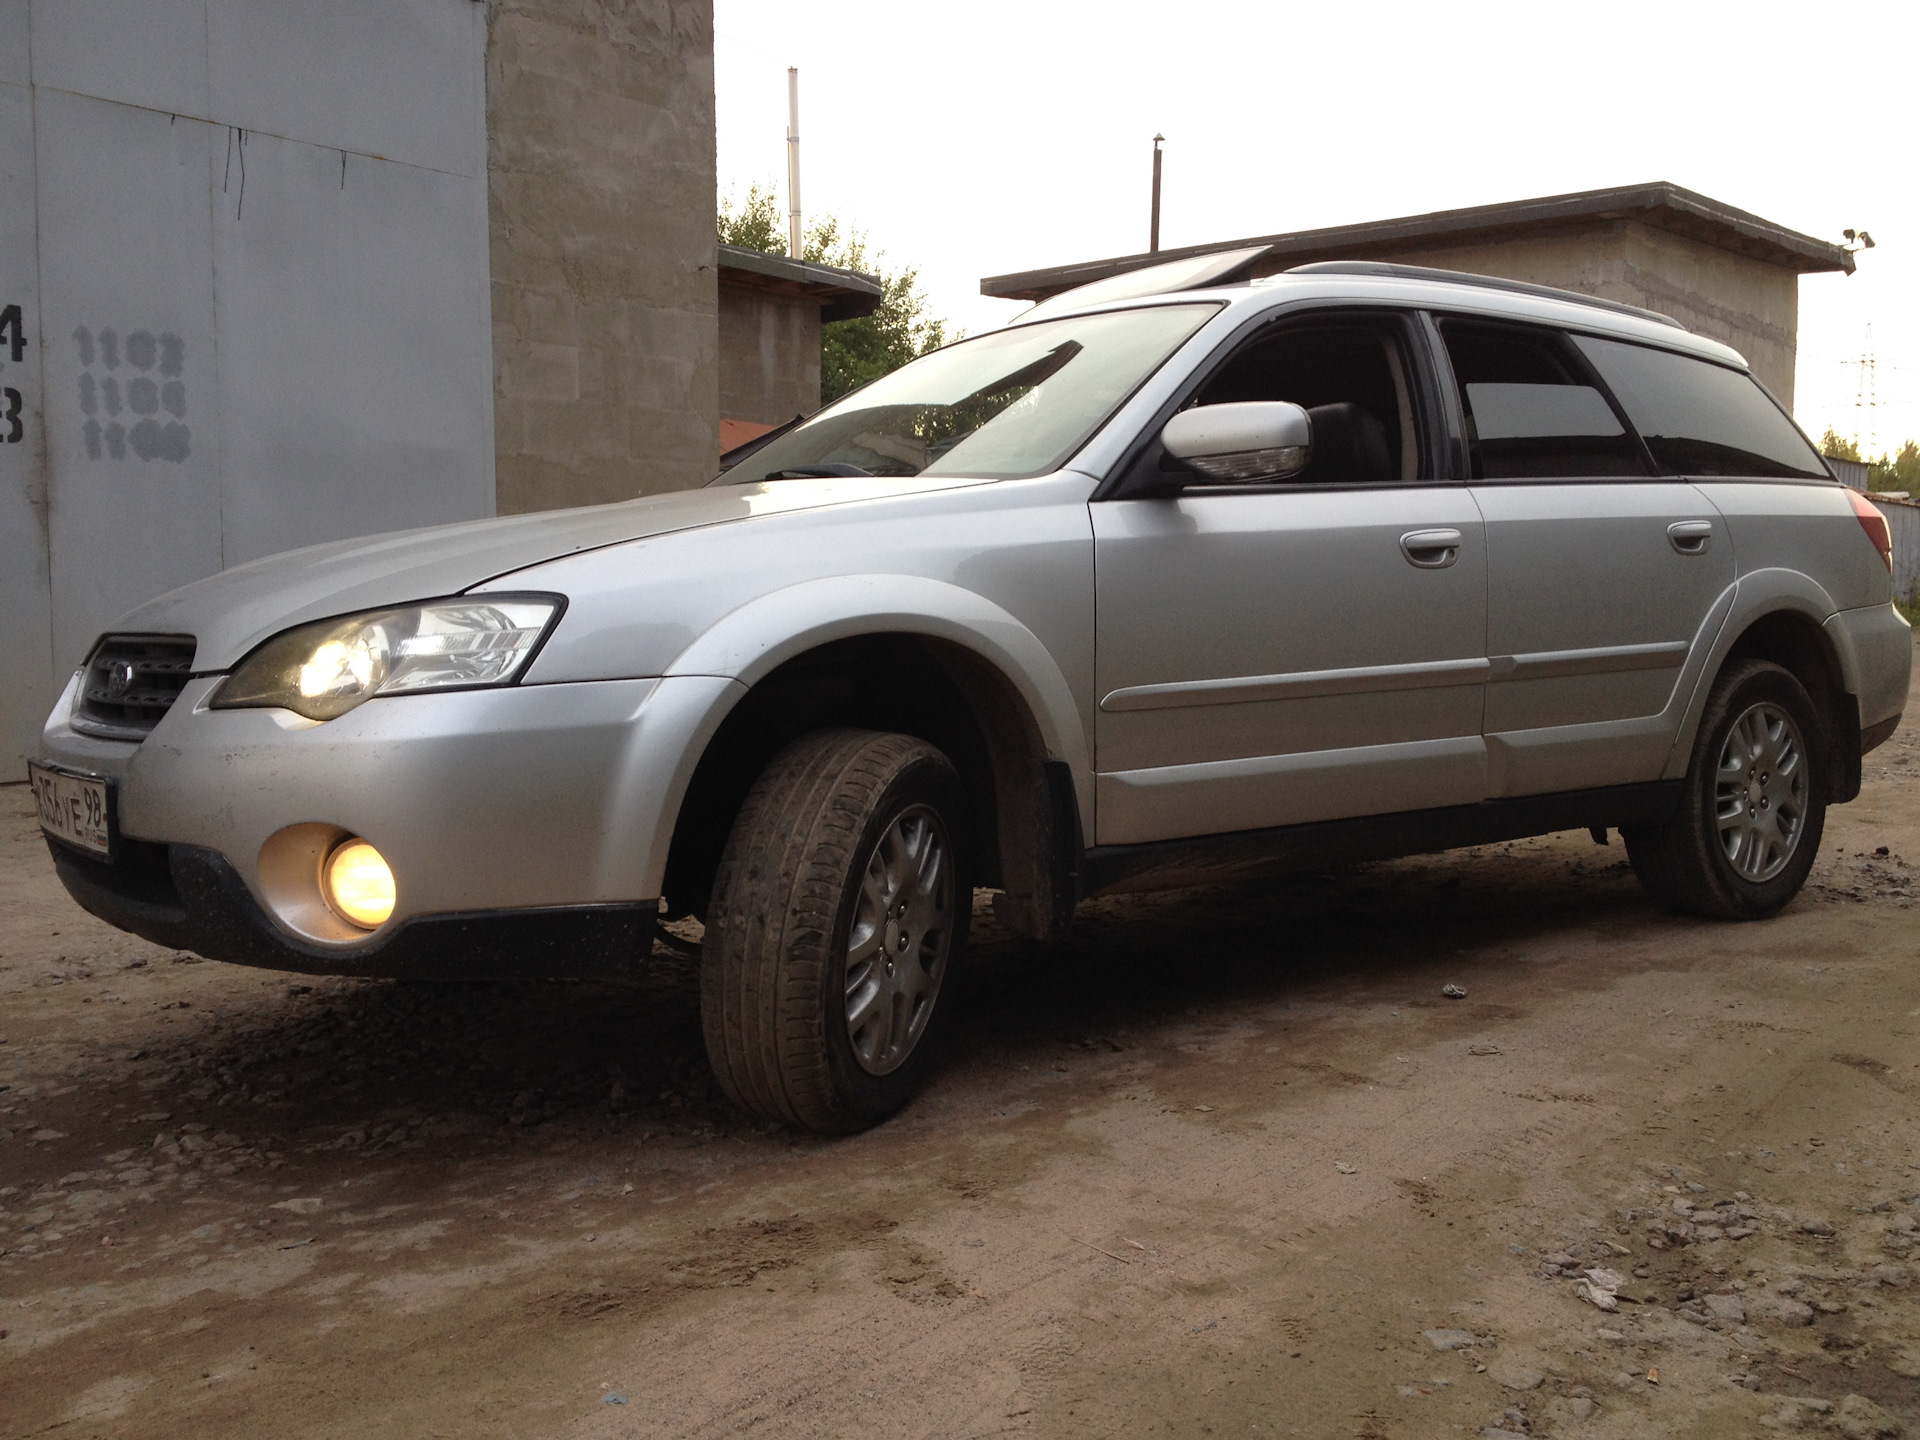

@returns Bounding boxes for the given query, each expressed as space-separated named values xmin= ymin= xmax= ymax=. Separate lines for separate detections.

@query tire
xmin=700 ymin=729 xmax=971 ymax=1132
xmin=1625 ymin=660 xmax=1828 ymax=920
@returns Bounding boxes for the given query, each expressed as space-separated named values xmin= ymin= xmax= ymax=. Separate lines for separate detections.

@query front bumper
xmin=49 ymin=837 xmax=654 ymax=977
xmin=38 ymin=671 xmax=740 ymax=974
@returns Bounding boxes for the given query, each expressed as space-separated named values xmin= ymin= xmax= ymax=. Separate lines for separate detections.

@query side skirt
xmin=1080 ymin=780 xmax=1683 ymax=898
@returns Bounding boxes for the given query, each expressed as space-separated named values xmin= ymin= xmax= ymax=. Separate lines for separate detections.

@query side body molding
xmin=649 ymin=574 xmax=1096 ymax=866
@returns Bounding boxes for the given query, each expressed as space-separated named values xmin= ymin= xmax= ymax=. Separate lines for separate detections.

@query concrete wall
xmin=0 ymin=0 xmax=496 ymax=775
xmin=1365 ymin=219 xmax=1801 ymax=407
xmin=487 ymin=0 xmax=717 ymax=512
xmin=718 ymin=285 xmax=821 ymax=428
xmin=1617 ymin=222 xmax=1797 ymax=410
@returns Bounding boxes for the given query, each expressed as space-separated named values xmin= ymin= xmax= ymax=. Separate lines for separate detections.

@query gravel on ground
xmin=2 ymin=647 xmax=1916 ymax=1439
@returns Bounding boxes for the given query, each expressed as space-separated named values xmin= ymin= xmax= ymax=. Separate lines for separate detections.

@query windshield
xmin=719 ymin=303 xmax=1218 ymax=483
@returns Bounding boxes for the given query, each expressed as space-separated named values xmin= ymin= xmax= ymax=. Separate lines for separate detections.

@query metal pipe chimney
xmin=786 ymin=68 xmax=802 ymax=259
xmin=1150 ymin=134 xmax=1164 ymax=253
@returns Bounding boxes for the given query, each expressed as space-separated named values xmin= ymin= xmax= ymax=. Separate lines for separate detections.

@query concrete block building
xmin=982 ymin=182 xmax=1855 ymax=409
xmin=488 ymin=0 xmax=718 ymax=514
xmin=716 ymin=244 xmax=879 ymax=452
xmin=2 ymin=0 xmax=726 ymax=773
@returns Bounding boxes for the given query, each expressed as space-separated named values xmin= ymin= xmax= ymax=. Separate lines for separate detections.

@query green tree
xmin=1869 ymin=439 xmax=1918 ymax=495
xmin=802 ymin=218 xmax=952 ymax=402
xmin=718 ymin=186 xmax=954 ymax=404
xmin=717 ymin=182 xmax=784 ymax=254
xmin=1820 ymin=428 xmax=1861 ymax=462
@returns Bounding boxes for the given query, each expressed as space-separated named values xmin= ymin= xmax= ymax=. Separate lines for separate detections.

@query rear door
xmin=1092 ymin=311 xmax=1489 ymax=845
xmin=1435 ymin=317 xmax=1736 ymax=798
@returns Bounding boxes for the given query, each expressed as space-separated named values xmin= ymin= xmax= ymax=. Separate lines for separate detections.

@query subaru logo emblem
xmin=104 ymin=660 xmax=136 ymax=699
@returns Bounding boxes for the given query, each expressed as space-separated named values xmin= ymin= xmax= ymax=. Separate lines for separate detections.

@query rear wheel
xmin=1625 ymin=660 xmax=1827 ymax=919
xmin=700 ymin=729 xmax=970 ymax=1132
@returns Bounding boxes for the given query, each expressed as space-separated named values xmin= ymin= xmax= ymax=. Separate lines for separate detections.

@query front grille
xmin=73 ymin=635 xmax=198 ymax=739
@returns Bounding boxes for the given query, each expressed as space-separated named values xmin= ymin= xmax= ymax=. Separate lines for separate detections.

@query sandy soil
xmin=2 ymin=648 xmax=1917 ymax=1440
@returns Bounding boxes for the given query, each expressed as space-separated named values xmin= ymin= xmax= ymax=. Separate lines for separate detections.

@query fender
xmin=644 ymin=573 xmax=1095 ymax=870
xmin=1658 ymin=568 xmax=1840 ymax=780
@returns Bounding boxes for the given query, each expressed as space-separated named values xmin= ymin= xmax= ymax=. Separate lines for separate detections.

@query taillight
xmin=1847 ymin=487 xmax=1894 ymax=572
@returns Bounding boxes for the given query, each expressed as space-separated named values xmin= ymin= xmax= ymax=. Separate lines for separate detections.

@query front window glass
xmin=720 ymin=304 xmax=1217 ymax=483
xmin=1571 ymin=335 xmax=1827 ymax=479
xmin=1196 ymin=320 xmax=1421 ymax=482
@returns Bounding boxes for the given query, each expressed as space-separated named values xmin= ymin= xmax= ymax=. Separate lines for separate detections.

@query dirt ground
xmin=3 ymin=651 xmax=1917 ymax=1440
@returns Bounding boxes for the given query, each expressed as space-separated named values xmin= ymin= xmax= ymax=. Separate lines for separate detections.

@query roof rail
xmin=1286 ymin=260 xmax=1686 ymax=330
xmin=1013 ymin=245 xmax=1273 ymax=326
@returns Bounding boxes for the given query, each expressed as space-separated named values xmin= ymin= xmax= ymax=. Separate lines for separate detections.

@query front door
xmin=1092 ymin=314 xmax=1489 ymax=846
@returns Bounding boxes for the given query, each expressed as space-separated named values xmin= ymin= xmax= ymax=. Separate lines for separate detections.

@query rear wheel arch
xmin=1627 ymin=657 xmax=1829 ymax=919
xmin=1718 ymin=607 xmax=1859 ymax=803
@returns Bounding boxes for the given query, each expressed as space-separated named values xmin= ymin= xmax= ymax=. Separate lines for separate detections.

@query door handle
xmin=1668 ymin=520 xmax=1713 ymax=555
xmin=1400 ymin=528 xmax=1462 ymax=569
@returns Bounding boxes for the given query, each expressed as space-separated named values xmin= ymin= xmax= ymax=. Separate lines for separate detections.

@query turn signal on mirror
xmin=323 ymin=838 xmax=395 ymax=929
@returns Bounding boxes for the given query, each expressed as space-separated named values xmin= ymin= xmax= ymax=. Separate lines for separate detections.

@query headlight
xmin=213 ymin=595 xmax=563 ymax=721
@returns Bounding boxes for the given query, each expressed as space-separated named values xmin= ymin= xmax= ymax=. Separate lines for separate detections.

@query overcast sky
xmin=715 ymin=0 xmax=1916 ymax=457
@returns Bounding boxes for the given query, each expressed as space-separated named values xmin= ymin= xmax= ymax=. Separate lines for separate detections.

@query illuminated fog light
xmin=322 ymin=839 xmax=395 ymax=929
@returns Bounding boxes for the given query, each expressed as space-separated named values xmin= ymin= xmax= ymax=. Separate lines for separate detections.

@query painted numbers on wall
xmin=1 ymin=303 xmax=24 ymax=444
xmin=74 ymin=325 xmax=190 ymax=463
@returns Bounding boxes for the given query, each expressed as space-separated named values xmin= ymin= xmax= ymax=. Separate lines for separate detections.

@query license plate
xmin=28 ymin=762 xmax=112 ymax=858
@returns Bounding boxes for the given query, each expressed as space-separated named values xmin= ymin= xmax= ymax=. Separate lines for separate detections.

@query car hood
xmin=108 ymin=474 xmax=992 ymax=671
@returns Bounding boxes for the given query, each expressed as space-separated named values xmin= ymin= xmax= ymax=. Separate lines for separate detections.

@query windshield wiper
xmin=763 ymin=463 xmax=873 ymax=479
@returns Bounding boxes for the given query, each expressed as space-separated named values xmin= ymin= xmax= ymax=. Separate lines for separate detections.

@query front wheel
xmin=1625 ymin=660 xmax=1828 ymax=920
xmin=700 ymin=729 xmax=971 ymax=1132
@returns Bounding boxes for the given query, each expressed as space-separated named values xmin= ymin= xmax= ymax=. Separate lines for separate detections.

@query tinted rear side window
xmin=1439 ymin=320 xmax=1647 ymax=479
xmin=1571 ymin=335 xmax=1827 ymax=479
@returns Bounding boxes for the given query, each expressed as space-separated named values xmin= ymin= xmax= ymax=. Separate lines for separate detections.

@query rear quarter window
xmin=1570 ymin=335 xmax=1828 ymax=480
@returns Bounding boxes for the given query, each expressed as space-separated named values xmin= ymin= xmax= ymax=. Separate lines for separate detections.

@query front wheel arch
xmin=659 ymin=632 xmax=1080 ymax=940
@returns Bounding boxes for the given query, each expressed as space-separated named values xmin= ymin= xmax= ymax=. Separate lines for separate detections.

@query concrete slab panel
xmin=0 ymin=78 xmax=54 ymax=772
xmin=0 ymin=1 xmax=30 ymax=87
xmin=206 ymin=0 xmax=485 ymax=176
xmin=210 ymin=128 xmax=493 ymax=566
xmin=34 ymin=88 xmax=221 ymax=672
xmin=30 ymin=0 xmax=211 ymax=120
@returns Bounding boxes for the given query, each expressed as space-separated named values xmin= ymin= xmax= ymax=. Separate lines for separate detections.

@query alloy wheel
xmin=1713 ymin=701 xmax=1808 ymax=883
xmin=844 ymin=803 xmax=953 ymax=1076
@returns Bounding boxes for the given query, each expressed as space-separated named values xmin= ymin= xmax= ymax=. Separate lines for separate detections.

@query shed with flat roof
xmin=981 ymin=182 xmax=1854 ymax=408
xmin=717 ymin=245 xmax=881 ymax=452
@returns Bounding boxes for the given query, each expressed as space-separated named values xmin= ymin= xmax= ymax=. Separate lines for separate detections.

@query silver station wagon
xmin=33 ymin=251 xmax=1912 ymax=1131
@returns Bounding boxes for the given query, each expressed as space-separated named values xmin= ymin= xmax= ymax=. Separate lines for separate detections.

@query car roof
xmin=1006 ymin=267 xmax=1751 ymax=371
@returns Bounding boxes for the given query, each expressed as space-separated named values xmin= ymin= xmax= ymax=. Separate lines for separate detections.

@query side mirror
xmin=1160 ymin=401 xmax=1311 ymax=483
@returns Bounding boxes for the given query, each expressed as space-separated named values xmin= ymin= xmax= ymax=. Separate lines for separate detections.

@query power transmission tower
xmin=1841 ymin=325 xmax=1882 ymax=455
